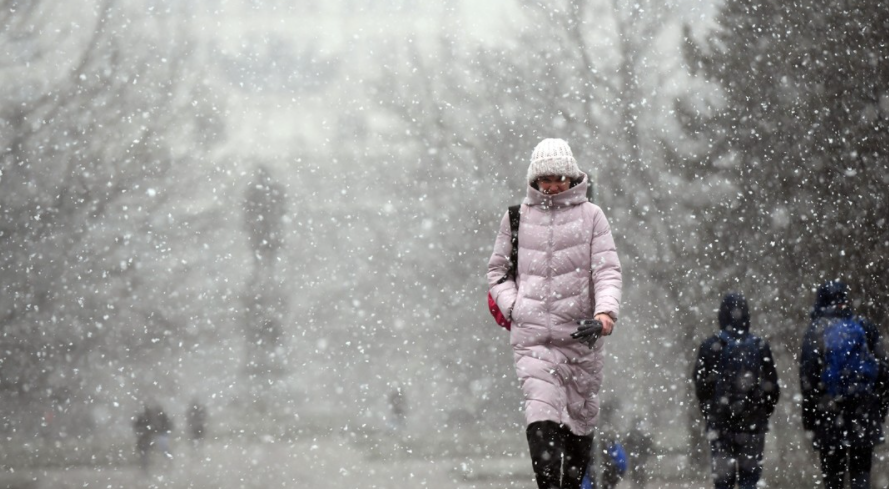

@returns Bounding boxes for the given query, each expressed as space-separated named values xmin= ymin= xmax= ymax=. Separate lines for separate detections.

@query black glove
xmin=571 ymin=319 xmax=602 ymax=349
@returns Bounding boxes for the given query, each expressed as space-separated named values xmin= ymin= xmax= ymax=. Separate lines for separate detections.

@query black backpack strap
xmin=508 ymin=205 xmax=521 ymax=276
xmin=494 ymin=205 xmax=521 ymax=285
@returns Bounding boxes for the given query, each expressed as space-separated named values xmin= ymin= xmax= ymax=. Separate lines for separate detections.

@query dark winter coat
xmin=145 ymin=406 xmax=173 ymax=434
xmin=624 ymin=425 xmax=655 ymax=467
xmin=694 ymin=293 xmax=780 ymax=434
xmin=799 ymin=281 xmax=889 ymax=448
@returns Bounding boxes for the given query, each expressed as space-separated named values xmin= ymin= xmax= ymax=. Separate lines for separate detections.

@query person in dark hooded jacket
xmin=694 ymin=292 xmax=780 ymax=489
xmin=800 ymin=280 xmax=889 ymax=489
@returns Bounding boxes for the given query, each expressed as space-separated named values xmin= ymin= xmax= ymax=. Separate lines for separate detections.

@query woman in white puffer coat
xmin=488 ymin=138 xmax=622 ymax=489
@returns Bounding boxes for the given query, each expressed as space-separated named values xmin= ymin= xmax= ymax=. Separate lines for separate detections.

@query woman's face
xmin=537 ymin=175 xmax=571 ymax=195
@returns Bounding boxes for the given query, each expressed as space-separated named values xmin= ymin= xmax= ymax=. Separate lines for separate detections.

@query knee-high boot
xmin=527 ymin=421 xmax=564 ymax=489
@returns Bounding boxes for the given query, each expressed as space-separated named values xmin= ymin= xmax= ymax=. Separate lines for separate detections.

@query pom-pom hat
xmin=527 ymin=138 xmax=583 ymax=184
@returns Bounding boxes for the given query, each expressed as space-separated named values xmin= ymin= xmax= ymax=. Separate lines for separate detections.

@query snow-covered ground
xmin=13 ymin=424 xmax=888 ymax=489
xmin=1 ymin=432 xmax=710 ymax=489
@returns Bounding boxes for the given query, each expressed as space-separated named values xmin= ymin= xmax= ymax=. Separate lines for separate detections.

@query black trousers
xmin=527 ymin=421 xmax=594 ymax=489
xmin=708 ymin=431 xmax=765 ymax=489
xmin=818 ymin=444 xmax=873 ymax=489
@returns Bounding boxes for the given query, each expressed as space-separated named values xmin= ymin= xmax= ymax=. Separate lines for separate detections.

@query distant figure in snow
xmin=488 ymin=138 xmax=622 ymax=489
xmin=623 ymin=417 xmax=655 ymax=489
xmin=388 ymin=385 xmax=407 ymax=432
xmin=694 ymin=292 xmax=779 ymax=489
xmin=186 ymin=398 xmax=207 ymax=448
xmin=133 ymin=402 xmax=175 ymax=472
xmin=597 ymin=427 xmax=627 ymax=489
xmin=133 ymin=406 xmax=153 ymax=473
xmin=150 ymin=403 xmax=174 ymax=463
xmin=800 ymin=280 xmax=889 ymax=489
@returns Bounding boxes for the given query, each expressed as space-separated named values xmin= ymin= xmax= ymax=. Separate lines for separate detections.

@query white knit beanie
xmin=527 ymin=138 xmax=582 ymax=184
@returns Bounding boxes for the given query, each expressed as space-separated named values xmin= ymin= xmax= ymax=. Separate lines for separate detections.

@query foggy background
xmin=1 ymin=0 xmax=887 ymax=487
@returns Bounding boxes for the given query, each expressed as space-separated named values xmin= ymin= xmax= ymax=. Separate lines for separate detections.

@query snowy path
xmin=0 ymin=434 xmax=711 ymax=489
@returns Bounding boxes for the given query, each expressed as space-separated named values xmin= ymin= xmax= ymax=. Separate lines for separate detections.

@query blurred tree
xmin=682 ymin=0 xmax=889 ymax=324
xmin=682 ymin=0 xmax=889 ymax=479
xmin=0 ymin=0 xmax=230 ymax=434
xmin=242 ymin=165 xmax=289 ymax=384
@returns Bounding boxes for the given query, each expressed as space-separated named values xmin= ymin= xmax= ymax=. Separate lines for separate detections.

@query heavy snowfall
xmin=1 ymin=0 xmax=887 ymax=488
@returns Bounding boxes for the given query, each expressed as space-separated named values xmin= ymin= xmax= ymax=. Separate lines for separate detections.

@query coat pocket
xmin=564 ymin=366 xmax=600 ymax=422
xmin=510 ymin=288 xmax=527 ymax=325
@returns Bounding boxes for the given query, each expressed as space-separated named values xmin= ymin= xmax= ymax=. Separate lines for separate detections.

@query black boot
xmin=527 ymin=421 xmax=594 ymax=489
xmin=527 ymin=421 xmax=564 ymax=489
xmin=563 ymin=427 xmax=594 ymax=489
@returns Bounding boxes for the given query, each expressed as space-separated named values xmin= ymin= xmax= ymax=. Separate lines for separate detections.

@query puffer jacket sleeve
xmin=589 ymin=207 xmax=622 ymax=319
xmin=487 ymin=210 xmax=517 ymax=320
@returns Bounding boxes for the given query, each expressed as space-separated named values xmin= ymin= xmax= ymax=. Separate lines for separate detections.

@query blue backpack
xmin=607 ymin=440 xmax=628 ymax=476
xmin=713 ymin=330 xmax=763 ymax=429
xmin=821 ymin=317 xmax=878 ymax=399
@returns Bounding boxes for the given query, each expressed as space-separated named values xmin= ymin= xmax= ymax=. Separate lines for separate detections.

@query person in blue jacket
xmin=694 ymin=292 xmax=780 ymax=489
xmin=800 ymin=280 xmax=889 ymax=489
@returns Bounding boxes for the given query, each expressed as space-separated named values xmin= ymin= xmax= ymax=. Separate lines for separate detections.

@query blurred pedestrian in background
xmin=187 ymin=398 xmax=207 ymax=449
xmin=387 ymin=384 xmax=407 ymax=432
xmin=597 ymin=428 xmax=627 ymax=489
xmin=133 ymin=405 xmax=153 ymax=473
xmin=623 ymin=417 xmax=655 ymax=489
xmin=694 ymin=292 xmax=780 ymax=489
xmin=800 ymin=280 xmax=889 ymax=489
xmin=150 ymin=403 xmax=174 ymax=463
xmin=133 ymin=402 xmax=174 ymax=473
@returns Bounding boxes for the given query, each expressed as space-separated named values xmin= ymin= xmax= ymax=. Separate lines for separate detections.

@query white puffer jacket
xmin=487 ymin=174 xmax=622 ymax=435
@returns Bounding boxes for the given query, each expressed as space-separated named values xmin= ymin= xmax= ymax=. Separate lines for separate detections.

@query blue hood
xmin=718 ymin=292 xmax=750 ymax=334
xmin=811 ymin=280 xmax=852 ymax=319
